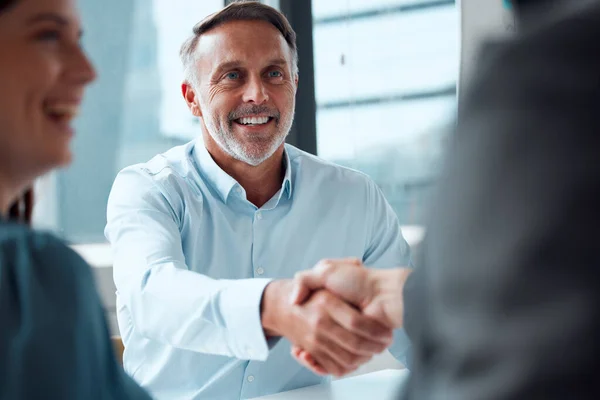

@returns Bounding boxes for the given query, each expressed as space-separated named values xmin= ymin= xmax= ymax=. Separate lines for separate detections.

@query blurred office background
xmin=34 ymin=0 xmax=457 ymax=241
xmin=32 ymin=0 xmax=458 ymax=375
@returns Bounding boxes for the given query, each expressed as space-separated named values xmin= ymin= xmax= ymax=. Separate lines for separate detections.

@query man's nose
xmin=242 ymin=76 xmax=269 ymax=104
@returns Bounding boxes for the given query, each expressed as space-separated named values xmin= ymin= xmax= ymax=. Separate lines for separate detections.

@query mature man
xmin=105 ymin=2 xmax=412 ymax=399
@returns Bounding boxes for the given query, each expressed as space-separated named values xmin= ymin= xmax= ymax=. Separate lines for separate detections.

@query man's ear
xmin=181 ymin=82 xmax=202 ymax=117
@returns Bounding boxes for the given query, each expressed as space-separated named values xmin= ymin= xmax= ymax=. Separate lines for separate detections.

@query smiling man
xmin=105 ymin=2 xmax=412 ymax=399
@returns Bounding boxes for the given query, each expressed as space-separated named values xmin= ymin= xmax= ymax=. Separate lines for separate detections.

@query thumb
xmin=289 ymin=270 xmax=326 ymax=305
xmin=289 ymin=258 xmax=363 ymax=305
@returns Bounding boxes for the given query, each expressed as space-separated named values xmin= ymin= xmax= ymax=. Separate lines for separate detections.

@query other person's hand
xmin=288 ymin=259 xmax=412 ymax=375
xmin=261 ymin=281 xmax=393 ymax=377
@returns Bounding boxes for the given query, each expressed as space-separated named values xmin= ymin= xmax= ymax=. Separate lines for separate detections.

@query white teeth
xmin=45 ymin=104 xmax=80 ymax=119
xmin=238 ymin=116 xmax=269 ymax=125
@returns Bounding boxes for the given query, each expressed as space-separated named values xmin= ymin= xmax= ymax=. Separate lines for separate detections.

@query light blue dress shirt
xmin=105 ymin=140 xmax=412 ymax=400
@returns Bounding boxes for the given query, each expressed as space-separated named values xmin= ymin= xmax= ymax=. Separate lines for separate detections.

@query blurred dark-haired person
xmin=0 ymin=0 xmax=151 ymax=398
xmin=402 ymin=0 xmax=600 ymax=398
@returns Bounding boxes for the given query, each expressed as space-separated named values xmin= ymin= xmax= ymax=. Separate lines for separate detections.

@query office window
xmin=313 ymin=0 xmax=458 ymax=224
xmin=32 ymin=0 xmax=223 ymax=243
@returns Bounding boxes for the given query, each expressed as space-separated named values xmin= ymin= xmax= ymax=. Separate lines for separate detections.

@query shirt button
xmin=256 ymin=212 xmax=263 ymax=220
xmin=236 ymin=187 xmax=243 ymax=194
xmin=247 ymin=375 xmax=255 ymax=383
xmin=256 ymin=267 xmax=265 ymax=275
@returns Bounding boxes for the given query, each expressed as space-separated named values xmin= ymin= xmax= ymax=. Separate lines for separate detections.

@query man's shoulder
xmin=286 ymin=144 xmax=375 ymax=189
xmin=136 ymin=141 xmax=195 ymax=177
xmin=117 ymin=141 xmax=197 ymax=188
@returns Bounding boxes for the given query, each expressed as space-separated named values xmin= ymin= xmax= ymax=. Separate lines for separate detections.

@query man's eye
xmin=226 ymin=72 xmax=240 ymax=80
xmin=268 ymin=70 xmax=283 ymax=78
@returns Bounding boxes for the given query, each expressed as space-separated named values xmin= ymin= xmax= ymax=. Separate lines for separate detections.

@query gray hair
xmin=180 ymin=0 xmax=299 ymax=87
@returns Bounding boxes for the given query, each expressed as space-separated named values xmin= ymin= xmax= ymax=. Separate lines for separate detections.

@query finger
xmin=310 ymin=329 xmax=370 ymax=375
xmin=290 ymin=269 xmax=329 ymax=305
xmin=312 ymin=258 xmax=363 ymax=278
xmin=325 ymin=295 xmax=394 ymax=344
xmin=292 ymin=348 xmax=328 ymax=376
xmin=293 ymin=353 xmax=322 ymax=375
xmin=301 ymin=319 xmax=361 ymax=376
xmin=289 ymin=275 xmax=315 ymax=305
xmin=291 ymin=345 xmax=319 ymax=369
xmin=293 ymin=346 xmax=334 ymax=376
xmin=295 ymin=350 xmax=328 ymax=376
xmin=323 ymin=320 xmax=391 ymax=357
xmin=291 ymin=345 xmax=302 ymax=358
xmin=308 ymin=347 xmax=351 ymax=377
xmin=311 ymin=341 xmax=371 ymax=372
xmin=290 ymin=258 xmax=363 ymax=305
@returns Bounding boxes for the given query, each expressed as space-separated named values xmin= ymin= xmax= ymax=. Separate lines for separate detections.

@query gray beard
xmin=208 ymin=119 xmax=291 ymax=166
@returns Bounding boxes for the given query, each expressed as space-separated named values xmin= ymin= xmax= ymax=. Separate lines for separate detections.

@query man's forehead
xmin=202 ymin=19 xmax=284 ymax=41
xmin=195 ymin=20 xmax=291 ymax=66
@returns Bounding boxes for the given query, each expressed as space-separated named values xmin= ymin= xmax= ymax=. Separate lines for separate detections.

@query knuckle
xmin=314 ymin=291 xmax=332 ymax=306
xmin=331 ymin=365 xmax=343 ymax=377
xmin=316 ymin=259 xmax=335 ymax=273
xmin=337 ymin=351 xmax=352 ymax=366
xmin=293 ymin=271 xmax=305 ymax=281
xmin=348 ymin=316 xmax=363 ymax=331
xmin=348 ymin=335 xmax=364 ymax=350
xmin=305 ymin=334 xmax=320 ymax=349
xmin=347 ymin=354 xmax=361 ymax=366
xmin=311 ymin=313 xmax=328 ymax=329
xmin=317 ymin=317 xmax=330 ymax=331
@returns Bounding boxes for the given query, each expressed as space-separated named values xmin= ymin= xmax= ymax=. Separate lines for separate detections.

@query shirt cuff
xmin=219 ymin=278 xmax=273 ymax=361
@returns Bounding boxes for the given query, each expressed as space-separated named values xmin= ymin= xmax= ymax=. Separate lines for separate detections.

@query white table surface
xmin=248 ymin=369 xmax=409 ymax=400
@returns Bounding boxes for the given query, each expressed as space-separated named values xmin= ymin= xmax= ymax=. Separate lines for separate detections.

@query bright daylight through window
xmin=32 ymin=0 xmax=457 ymax=246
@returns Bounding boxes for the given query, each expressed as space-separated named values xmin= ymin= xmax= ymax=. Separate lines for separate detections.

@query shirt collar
xmin=193 ymin=140 xmax=293 ymax=203
xmin=282 ymin=147 xmax=293 ymax=200
xmin=192 ymin=140 xmax=238 ymax=203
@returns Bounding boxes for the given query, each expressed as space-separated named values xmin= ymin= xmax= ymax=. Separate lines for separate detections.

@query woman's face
xmin=0 ymin=0 xmax=95 ymax=182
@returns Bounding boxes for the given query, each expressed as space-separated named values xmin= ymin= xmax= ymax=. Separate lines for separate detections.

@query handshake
xmin=260 ymin=258 xmax=412 ymax=377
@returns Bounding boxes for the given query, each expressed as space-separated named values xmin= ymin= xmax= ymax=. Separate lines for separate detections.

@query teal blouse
xmin=0 ymin=219 xmax=151 ymax=399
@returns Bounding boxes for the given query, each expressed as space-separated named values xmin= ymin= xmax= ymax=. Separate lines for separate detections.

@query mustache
xmin=228 ymin=105 xmax=280 ymax=121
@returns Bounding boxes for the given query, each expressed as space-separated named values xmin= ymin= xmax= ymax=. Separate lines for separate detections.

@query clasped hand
xmin=287 ymin=258 xmax=411 ymax=376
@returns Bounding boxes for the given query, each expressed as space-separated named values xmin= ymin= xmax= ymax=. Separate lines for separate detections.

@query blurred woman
xmin=0 ymin=0 xmax=150 ymax=398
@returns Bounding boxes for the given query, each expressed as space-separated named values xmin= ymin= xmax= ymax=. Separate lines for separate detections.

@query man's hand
xmin=261 ymin=280 xmax=393 ymax=377
xmin=288 ymin=259 xmax=413 ymax=375
xmin=290 ymin=259 xmax=412 ymax=328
